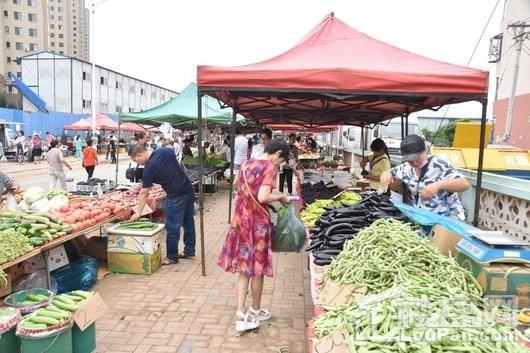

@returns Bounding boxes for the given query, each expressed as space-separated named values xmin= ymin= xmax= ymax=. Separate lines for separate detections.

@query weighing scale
xmin=456 ymin=230 xmax=530 ymax=264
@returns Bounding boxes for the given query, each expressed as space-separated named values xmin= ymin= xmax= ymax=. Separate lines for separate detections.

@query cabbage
xmin=23 ymin=187 xmax=46 ymax=204
xmin=48 ymin=195 xmax=69 ymax=210
xmin=30 ymin=198 xmax=51 ymax=213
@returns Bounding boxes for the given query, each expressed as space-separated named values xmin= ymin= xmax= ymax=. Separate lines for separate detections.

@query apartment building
xmin=20 ymin=51 xmax=177 ymax=114
xmin=0 ymin=0 xmax=89 ymax=90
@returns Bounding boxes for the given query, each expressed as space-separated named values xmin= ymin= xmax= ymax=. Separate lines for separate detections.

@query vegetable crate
xmin=108 ymin=250 xmax=161 ymax=275
xmin=107 ymin=232 xmax=161 ymax=255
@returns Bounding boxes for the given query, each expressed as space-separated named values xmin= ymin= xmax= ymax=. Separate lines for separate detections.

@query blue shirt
xmin=142 ymin=148 xmax=192 ymax=198
xmin=391 ymin=156 xmax=466 ymax=220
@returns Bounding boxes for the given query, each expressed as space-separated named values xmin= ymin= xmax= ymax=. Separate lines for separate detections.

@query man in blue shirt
xmin=380 ymin=135 xmax=469 ymax=220
xmin=130 ymin=145 xmax=196 ymax=264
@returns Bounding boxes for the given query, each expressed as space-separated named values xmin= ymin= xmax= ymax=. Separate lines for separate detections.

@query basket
xmin=4 ymin=289 xmax=54 ymax=314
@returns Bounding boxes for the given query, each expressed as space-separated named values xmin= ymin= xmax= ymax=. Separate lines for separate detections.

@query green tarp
xmin=119 ymin=82 xmax=241 ymax=127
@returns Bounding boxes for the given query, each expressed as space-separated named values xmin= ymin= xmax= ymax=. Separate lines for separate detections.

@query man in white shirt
xmin=233 ymin=128 xmax=248 ymax=171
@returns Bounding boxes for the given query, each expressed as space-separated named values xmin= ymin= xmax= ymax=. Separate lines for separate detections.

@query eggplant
xmin=324 ymin=223 xmax=354 ymax=237
xmin=327 ymin=239 xmax=345 ymax=247
xmin=305 ymin=240 xmax=323 ymax=252
xmin=330 ymin=217 xmax=366 ymax=225
xmin=334 ymin=208 xmax=366 ymax=216
xmin=310 ymin=227 xmax=322 ymax=234
xmin=319 ymin=248 xmax=342 ymax=255
xmin=314 ymin=258 xmax=332 ymax=266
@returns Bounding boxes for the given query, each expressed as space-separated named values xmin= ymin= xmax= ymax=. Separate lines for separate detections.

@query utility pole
xmin=502 ymin=22 xmax=530 ymax=143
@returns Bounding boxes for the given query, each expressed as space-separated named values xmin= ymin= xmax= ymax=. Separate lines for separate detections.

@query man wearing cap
xmin=380 ymin=134 xmax=469 ymax=221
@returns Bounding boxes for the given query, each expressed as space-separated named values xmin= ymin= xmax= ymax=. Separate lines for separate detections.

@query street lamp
xmin=89 ymin=0 xmax=110 ymax=138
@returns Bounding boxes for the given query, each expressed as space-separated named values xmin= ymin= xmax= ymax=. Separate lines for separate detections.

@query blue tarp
xmin=10 ymin=74 xmax=47 ymax=112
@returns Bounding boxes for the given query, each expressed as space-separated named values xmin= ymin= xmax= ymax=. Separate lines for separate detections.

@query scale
xmin=456 ymin=230 xmax=530 ymax=264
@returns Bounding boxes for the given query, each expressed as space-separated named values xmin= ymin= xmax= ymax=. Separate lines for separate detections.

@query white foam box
xmin=107 ymin=231 xmax=162 ymax=255
xmin=47 ymin=245 xmax=70 ymax=272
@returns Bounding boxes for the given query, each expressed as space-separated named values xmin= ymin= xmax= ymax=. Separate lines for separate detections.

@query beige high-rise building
xmin=0 ymin=0 xmax=89 ymax=91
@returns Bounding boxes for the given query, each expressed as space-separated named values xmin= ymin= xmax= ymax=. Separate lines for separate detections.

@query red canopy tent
xmin=198 ymin=13 xmax=488 ymax=127
xmin=64 ymin=113 xmax=118 ymax=131
xmin=267 ymin=123 xmax=337 ymax=133
xmin=120 ymin=122 xmax=147 ymax=133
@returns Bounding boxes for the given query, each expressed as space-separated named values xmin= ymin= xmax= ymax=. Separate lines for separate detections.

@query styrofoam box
xmin=47 ymin=245 xmax=70 ymax=272
xmin=107 ymin=231 xmax=162 ymax=255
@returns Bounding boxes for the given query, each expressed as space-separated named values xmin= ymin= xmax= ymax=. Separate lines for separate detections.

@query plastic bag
xmin=12 ymin=269 xmax=58 ymax=294
xmin=51 ymin=256 xmax=98 ymax=294
xmin=272 ymin=205 xmax=306 ymax=253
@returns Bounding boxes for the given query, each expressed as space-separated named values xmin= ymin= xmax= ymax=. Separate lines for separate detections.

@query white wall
xmin=495 ymin=0 xmax=530 ymax=99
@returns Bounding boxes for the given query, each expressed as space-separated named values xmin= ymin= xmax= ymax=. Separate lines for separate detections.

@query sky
xmin=93 ymin=0 xmax=505 ymax=119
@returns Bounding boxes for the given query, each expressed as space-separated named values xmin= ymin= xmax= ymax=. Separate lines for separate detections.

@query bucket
xmin=72 ymin=323 xmax=96 ymax=353
xmin=0 ymin=328 xmax=20 ymax=353
xmin=19 ymin=324 xmax=73 ymax=353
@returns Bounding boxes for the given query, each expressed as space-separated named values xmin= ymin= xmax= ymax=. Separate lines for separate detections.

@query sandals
xmin=161 ymin=258 xmax=178 ymax=266
xmin=178 ymin=253 xmax=195 ymax=259
xmin=235 ymin=310 xmax=259 ymax=332
xmin=249 ymin=307 xmax=272 ymax=322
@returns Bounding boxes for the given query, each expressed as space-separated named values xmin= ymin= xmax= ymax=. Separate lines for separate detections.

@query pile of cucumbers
xmin=0 ymin=210 xmax=73 ymax=246
xmin=115 ymin=219 xmax=159 ymax=231
xmin=306 ymin=192 xmax=408 ymax=266
xmin=17 ymin=292 xmax=50 ymax=306
xmin=17 ymin=290 xmax=93 ymax=331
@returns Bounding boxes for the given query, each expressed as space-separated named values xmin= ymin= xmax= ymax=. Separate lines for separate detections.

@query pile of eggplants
xmin=306 ymin=192 xmax=409 ymax=266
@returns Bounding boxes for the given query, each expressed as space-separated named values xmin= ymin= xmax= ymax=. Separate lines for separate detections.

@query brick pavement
xmin=93 ymin=187 xmax=313 ymax=353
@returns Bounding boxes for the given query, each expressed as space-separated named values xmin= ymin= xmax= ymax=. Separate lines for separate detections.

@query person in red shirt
xmin=82 ymin=140 xmax=98 ymax=180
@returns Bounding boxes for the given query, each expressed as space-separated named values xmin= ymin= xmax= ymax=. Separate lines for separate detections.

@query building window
xmin=50 ymin=24 xmax=54 ymax=29
xmin=73 ymin=27 xmax=77 ymax=31
xmin=3 ymin=11 xmax=8 ymax=17
xmin=6 ymin=57 xmax=11 ymax=63
xmin=50 ymin=15 xmax=54 ymax=19
xmin=15 ymin=42 xmax=23 ymax=50
xmin=58 ymin=25 xmax=62 ymax=30
xmin=58 ymin=42 xmax=64 ymax=47
xmin=14 ymin=11 xmax=21 ymax=20
xmin=129 ymin=86 xmax=135 ymax=94
xmin=49 ymin=5 xmax=53 ymax=10
xmin=28 ymin=13 xmax=37 ymax=21
xmin=13 ymin=0 xmax=20 ymax=4
xmin=27 ymin=0 xmax=36 ymax=6
xmin=73 ymin=33 xmax=76 ymax=37
xmin=73 ymin=50 xmax=77 ymax=54
xmin=57 ymin=6 xmax=62 ymax=12
xmin=6 ymin=41 xmax=10 ymax=48
xmin=82 ymin=99 xmax=91 ymax=108
xmin=116 ymin=105 xmax=122 ymax=113
xmin=116 ymin=81 xmax=121 ymax=89
xmin=14 ymin=27 xmax=22 ymax=35
xmin=29 ymin=28 xmax=37 ymax=37
xmin=4 ymin=26 xmax=9 ymax=34
xmin=100 ymin=103 xmax=108 ymax=112
xmin=140 ymin=88 xmax=144 ymax=95
xmin=82 ymin=71 xmax=90 ymax=81
xmin=50 ymin=33 xmax=54 ymax=38
xmin=58 ymin=15 xmax=63 ymax=21
xmin=29 ymin=43 xmax=37 ymax=51
xmin=73 ymin=21 xmax=76 ymax=25
xmin=50 ymin=41 xmax=55 ymax=46
xmin=100 ymin=76 xmax=106 ymax=85
xmin=58 ymin=33 xmax=63 ymax=38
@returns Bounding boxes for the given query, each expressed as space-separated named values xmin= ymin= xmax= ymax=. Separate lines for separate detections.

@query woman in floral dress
xmin=218 ymin=139 xmax=291 ymax=332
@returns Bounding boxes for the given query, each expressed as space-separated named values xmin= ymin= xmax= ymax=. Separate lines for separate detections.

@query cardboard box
xmin=430 ymin=225 xmax=463 ymax=257
xmin=107 ymin=232 xmax=161 ymax=255
xmin=108 ymin=250 xmax=161 ymax=275
xmin=456 ymin=251 xmax=530 ymax=308
xmin=72 ymin=293 xmax=108 ymax=331
xmin=85 ymin=237 xmax=108 ymax=261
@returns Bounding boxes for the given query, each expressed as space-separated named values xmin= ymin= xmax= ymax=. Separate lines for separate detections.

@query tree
xmin=0 ymin=90 xmax=21 ymax=109
xmin=422 ymin=119 xmax=471 ymax=147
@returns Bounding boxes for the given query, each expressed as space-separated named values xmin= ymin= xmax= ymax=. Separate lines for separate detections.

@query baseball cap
xmin=400 ymin=134 xmax=426 ymax=162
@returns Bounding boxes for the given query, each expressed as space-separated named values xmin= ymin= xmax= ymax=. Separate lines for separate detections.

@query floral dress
xmin=218 ymin=158 xmax=278 ymax=277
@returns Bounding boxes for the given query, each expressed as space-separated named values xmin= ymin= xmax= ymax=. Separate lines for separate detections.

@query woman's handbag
xmin=125 ymin=162 xmax=135 ymax=181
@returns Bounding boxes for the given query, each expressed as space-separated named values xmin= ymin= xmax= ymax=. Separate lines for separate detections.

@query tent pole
xmin=115 ymin=121 xmax=120 ymax=185
xmin=197 ymin=90 xmax=206 ymax=277
xmin=360 ymin=124 xmax=365 ymax=159
xmin=405 ymin=114 xmax=409 ymax=136
xmin=228 ymin=107 xmax=237 ymax=223
xmin=473 ymin=99 xmax=488 ymax=227
xmin=400 ymin=116 xmax=405 ymax=140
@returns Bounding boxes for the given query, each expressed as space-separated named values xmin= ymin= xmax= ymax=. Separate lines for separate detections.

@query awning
xmin=64 ymin=113 xmax=118 ymax=131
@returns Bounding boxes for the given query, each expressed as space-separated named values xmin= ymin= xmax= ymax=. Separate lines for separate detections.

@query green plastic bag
xmin=272 ymin=205 xmax=306 ymax=253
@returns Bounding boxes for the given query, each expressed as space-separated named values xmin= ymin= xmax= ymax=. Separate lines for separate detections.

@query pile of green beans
xmin=323 ymin=219 xmax=482 ymax=300
xmin=0 ymin=229 xmax=33 ymax=265
xmin=314 ymin=287 xmax=526 ymax=353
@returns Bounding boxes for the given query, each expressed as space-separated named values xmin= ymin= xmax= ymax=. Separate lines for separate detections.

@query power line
xmin=427 ymin=0 xmax=502 ymax=149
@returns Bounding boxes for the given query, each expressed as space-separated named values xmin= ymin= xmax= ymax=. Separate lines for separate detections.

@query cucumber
xmin=37 ymin=309 xmax=69 ymax=320
xmin=52 ymin=299 xmax=78 ymax=312
xmin=48 ymin=222 xmax=62 ymax=230
xmin=30 ymin=316 xmax=60 ymax=326
xmin=29 ymin=223 xmax=49 ymax=230
xmin=54 ymin=295 xmax=76 ymax=305
xmin=47 ymin=228 xmax=58 ymax=234
xmin=29 ymin=237 xmax=45 ymax=246
xmin=27 ymin=294 xmax=45 ymax=302
xmin=20 ymin=320 xmax=48 ymax=329
xmin=41 ymin=230 xmax=53 ymax=241
xmin=24 ymin=215 xmax=50 ymax=225
xmin=70 ymin=290 xmax=92 ymax=299
xmin=47 ymin=306 xmax=71 ymax=316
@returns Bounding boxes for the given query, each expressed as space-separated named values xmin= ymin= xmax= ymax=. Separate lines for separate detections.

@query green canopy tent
xmin=119 ymin=82 xmax=244 ymax=277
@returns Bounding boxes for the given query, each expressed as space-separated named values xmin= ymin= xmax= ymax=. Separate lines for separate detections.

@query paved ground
xmin=93 ymin=188 xmax=312 ymax=353
xmin=2 ymin=158 xmax=313 ymax=353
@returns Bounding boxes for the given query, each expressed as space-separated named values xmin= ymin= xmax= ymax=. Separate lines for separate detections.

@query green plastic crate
xmin=0 ymin=328 xmax=20 ymax=353
xmin=72 ymin=323 xmax=96 ymax=353
xmin=19 ymin=325 xmax=73 ymax=353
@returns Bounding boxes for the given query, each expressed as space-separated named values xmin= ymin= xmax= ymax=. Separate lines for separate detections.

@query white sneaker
xmin=249 ymin=307 xmax=272 ymax=322
xmin=235 ymin=310 xmax=259 ymax=332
